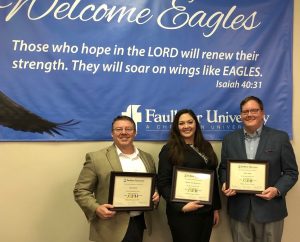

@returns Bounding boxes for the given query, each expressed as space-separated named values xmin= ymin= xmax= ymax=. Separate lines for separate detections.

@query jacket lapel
xmin=255 ymin=127 xmax=268 ymax=159
xmin=138 ymin=149 xmax=152 ymax=172
xmin=238 ymin=129 xmax=248 ymax=159
xmin=106 ymin=145 xmax=123 ymax=171
xmin=106 ymin=145 xmax=153 ymax=173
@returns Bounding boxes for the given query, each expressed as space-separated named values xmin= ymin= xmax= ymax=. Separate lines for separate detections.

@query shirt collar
xmin=244 ymin=125 xmax=263 ymax=139
xmin=116 ymin=145 xmax=139 ymax=158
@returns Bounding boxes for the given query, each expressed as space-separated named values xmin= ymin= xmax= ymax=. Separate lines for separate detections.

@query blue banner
xmin=0 ymin=0 xmax=293 ymax=141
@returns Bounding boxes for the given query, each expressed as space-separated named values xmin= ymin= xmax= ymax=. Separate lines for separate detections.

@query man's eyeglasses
xmin=113 ymin=127 xmax=135 ymax=133
xmin=241 ymin=108 xmax=261 ymax=116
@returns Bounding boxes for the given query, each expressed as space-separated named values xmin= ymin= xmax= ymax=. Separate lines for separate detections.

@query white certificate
xmin=108 ymin=171 xmax=155 ymax=211
xmin=171 ymin=167 xmax=214 ymax=205
xmin=227 ymin=160 xmax=268 ymax=193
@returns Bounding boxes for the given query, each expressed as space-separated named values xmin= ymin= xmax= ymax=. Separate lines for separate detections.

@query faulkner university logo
xmin=121 ymin=105 xmax=142 ymax=132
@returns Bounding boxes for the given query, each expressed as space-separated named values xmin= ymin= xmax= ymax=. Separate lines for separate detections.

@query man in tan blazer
xmin=74 ymin=115 xmax=159 ymax=242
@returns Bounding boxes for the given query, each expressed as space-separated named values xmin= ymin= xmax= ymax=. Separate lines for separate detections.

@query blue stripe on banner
xmin=0 ymin=0 xmax=293 ymax=141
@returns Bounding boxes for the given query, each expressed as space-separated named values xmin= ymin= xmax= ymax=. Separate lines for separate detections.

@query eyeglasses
xmin=241 ymin=108 xmax=261 ymax=116
xmin=113 ymin=127 xmax=135 ymax=134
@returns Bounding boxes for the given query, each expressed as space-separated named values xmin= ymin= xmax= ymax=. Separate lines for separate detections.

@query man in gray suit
xmin=218 ymin=96 xmax=298 ymax=242
xmin=74 ymin=115 xmax=159 ymax=242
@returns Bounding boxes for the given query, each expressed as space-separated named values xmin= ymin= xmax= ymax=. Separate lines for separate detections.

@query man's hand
xmin=222 ymin=183 xmax=237 ymax=196
xmin=95 ymin=204 xmax=116 ymax=219
xmin=256 ymin=187 xmax=279 ymax=200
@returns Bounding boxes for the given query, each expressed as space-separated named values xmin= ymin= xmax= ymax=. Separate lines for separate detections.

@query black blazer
xmin=158 ymin=144 xmax=221 ymax=216
xmin=218 ymin=126 xmax=298 ymax=223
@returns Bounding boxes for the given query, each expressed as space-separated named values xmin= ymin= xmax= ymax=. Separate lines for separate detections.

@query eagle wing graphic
xmin=0 ymin=90 xmax=79 ymax=135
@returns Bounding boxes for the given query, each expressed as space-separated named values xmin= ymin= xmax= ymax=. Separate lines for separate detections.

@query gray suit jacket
xmin=218 ymin=126 xmax=298 ymax=223
xmin=74 ymin=144 xmax=157 ymax=242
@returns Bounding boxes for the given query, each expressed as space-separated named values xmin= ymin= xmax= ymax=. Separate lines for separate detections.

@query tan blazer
xmin=74 ymin=144 xmax=157 ymax=242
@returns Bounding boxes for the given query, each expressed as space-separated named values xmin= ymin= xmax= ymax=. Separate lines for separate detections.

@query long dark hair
xmin=167 ymin=109 xmax=218 ymax=167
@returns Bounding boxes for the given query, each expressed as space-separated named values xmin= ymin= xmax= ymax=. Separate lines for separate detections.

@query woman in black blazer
xmin=157 ymin=109 xmax=221 ymax=242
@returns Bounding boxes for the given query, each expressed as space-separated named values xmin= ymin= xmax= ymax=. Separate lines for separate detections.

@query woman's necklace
xmin=189 ymin=144 xmax=209 ymax=164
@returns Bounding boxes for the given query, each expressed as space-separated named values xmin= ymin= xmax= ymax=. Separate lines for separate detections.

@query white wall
xmin=1 ymin=2 xmax=299 ymax=242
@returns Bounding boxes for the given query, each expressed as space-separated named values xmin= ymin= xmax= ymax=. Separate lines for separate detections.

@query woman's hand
xmin=182 ymin=201 xmax=204 ymax=213
xmin=213 ymin=210 xmax=220 ymax=226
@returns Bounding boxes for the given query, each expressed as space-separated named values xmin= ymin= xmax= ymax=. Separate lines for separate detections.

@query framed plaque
xmin=171 ymin=167 xmax=214 ymax=205
xmin=108 ymin=171 xmax=155 ymax=211
xmin=227 ymin=159 xmax=269 ymax=193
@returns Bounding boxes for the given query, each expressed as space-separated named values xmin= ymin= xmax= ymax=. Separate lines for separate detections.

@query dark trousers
xmin=122 ymin=213 xmax=146 ymax=242
xmin=168 ymin=211 xmax=214 ymax=242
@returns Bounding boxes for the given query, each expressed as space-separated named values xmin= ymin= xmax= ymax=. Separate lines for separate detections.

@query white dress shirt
xmin=116 ymin=146 xmax=147 ymax=216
